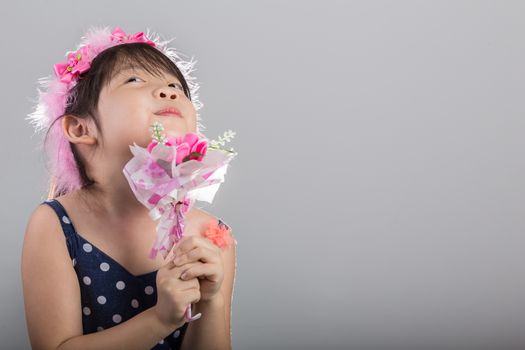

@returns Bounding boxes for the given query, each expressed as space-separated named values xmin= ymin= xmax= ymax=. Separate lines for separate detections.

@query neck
xmin=77 ymin=175 xmax=149 ymax=222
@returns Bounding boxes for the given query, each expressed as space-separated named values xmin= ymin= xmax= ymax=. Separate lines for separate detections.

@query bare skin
xmin=21 ymin=67 xmax=236 ymax=349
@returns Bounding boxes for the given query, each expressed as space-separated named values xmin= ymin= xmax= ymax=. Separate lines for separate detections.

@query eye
xmin=169 ymin=82 xmax=184 ymax=91
xmin=126 ymin=76 xmax=144 ymax=83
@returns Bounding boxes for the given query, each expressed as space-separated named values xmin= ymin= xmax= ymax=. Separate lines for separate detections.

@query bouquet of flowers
xmin=123 ymin=121 xmax=237 ymax=321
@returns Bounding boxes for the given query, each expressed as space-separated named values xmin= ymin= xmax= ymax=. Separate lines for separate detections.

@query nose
xmin=154 ymin=85 xmax=179 ymax=100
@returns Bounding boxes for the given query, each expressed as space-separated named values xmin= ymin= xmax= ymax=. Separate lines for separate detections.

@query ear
xmin=62 ymin=115 xmax=97 ymax=145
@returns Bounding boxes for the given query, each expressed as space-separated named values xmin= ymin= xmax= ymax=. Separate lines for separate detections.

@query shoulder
xmin=190 ymin=206 xmax=236 ymax=256
xmin=21 ymin=202 xmax=83 ymax=348
xmin=23 ymin=201 xmax=63 ymax=244
xmin=186 ymin=207 xmax=223 ymax=235
xmin=22 ymin=202 xmax=69 ymax=279
xmin=185 ymin=207 xmax=232 ymax=241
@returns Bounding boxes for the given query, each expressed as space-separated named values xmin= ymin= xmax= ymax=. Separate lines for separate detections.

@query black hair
xmin=44 ymin=42 xmax=193 ymax=196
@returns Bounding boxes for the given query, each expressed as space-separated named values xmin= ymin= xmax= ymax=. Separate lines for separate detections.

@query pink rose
xmin=146 ymin=132 xmax=208 ymax=165
xmin=168 ymin=133 xmax=208 ymax=165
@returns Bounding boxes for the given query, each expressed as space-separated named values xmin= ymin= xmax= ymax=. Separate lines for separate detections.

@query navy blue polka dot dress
xmin=43 ymin=198 xmax=202 ymax=349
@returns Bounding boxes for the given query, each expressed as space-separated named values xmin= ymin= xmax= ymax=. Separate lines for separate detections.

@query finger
xmin=169 ymin=261 xmax=199 ymax=276
xmin=178 ymin=277 xmax=201 ymax=291
xmin=171 ymin=236 xmax=195 ymax=257
xmin=166 ymin=263 xmax=202 ymax=285
xmin=173 ymin=235 xmax=216 ymax=257
xmin=164 ymin=247 xmax=177 ymax=262
xmin=159 ymin=243 xmax=181 ymax=265
xmin=166 ymin=238 xmax=187 ymax=261
xmin=167 ymin=257 xmax=195 ymax=273
xmin=173 ymin=245 xmax=220 ymax=267
xmin=180 ymin=262 xmax=221 ymax=282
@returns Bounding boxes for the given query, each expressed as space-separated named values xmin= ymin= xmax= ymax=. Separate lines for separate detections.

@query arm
xmin=57 ymin=307 xmax=175 ymax=350
xmin=21 ymin=204 xmax=180 ymax=350
xmin=181 ymin=233 xmax=237 ymax=350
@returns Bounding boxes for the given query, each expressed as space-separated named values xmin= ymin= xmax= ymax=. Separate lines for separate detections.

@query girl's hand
xmin=172 ymin=235 xmax=224 ymax=302
xmin=154 ymin=258 xmax=201 ymax=329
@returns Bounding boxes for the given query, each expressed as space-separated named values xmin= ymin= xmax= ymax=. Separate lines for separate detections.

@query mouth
xmin=154 ymin=107 xmax=182 ymax=118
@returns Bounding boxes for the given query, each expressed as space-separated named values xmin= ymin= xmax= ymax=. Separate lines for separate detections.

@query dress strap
xmin=217 ymin=218 xmax=231 ymax=231
xmin=41 ymin=199 xmax=78 ymax=241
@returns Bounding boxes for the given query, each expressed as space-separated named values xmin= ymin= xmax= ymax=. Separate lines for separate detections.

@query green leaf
xmin=182 ymin=151 xmax=203 ymax=162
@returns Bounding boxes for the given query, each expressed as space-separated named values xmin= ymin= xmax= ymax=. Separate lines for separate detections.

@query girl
xmin=21 ymin=26 xmax=236 ymax=350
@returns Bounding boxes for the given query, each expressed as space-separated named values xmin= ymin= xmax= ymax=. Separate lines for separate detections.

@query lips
xmin=154 ymin=107 xmax=182 ymax=117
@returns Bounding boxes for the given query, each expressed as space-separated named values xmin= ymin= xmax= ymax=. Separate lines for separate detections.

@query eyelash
xmin=126 ymin=77 xmax=183 ymax=90
xmin=126 ymin=76 xmax=143 ymax=83
xmin=168 ymin=82 xmax=184 ymax=90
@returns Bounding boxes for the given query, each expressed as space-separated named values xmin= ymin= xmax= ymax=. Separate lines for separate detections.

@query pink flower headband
xmin=53 ymin=28 xmax=156 ymax=84
xmin=26 ymin=26 xmax=204 ymax=197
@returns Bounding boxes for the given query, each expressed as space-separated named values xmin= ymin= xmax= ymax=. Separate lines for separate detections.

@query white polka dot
xmin=112 ymin=314 xmax=122 ymax=323
xmin=97 ymin=296 xmax=107 ymax=304
xmin=131 ymin=299 xmax=139 ymax=308
xmin=100 ymin=262 xmax=110 ymax=272
xmin=62 ymin=216 xmax=71 ymax=224
xmin=97 ymin=326 xmax=104 ymax=332
xmin=83 ymin=243 xmax=93 ymax=253
xmin=173 ymin=329 xmax=180 ymax=338
xmin=116 ymin=281 xmax=126 ymax=290
xmin=83 ymin=307 xmax=91 ymax=316
xmin=144 ymin=286 xmax=154 ymax=295
xmin=45 ymin=199 xmax=53 ymax=203
xmin=72 ymin=258 xmax=76 ymax=267
xmin=83 ymin=276 xmax=91 ymax=285
xmin=159 ymin=340 xmax=164 ymax=344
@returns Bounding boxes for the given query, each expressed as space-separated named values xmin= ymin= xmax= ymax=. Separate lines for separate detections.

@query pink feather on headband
xmin=26 ymin=26 xmax=205 ymax=198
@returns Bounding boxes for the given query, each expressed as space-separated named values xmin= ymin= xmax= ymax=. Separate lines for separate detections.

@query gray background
xmin=2 ymin=0 xmax=524 ymax=349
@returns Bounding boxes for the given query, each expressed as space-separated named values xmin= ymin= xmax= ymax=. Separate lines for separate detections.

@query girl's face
xmin=96 ymin=66 xmax=197 ymax=158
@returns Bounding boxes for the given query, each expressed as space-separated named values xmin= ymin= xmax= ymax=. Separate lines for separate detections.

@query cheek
xmin=182 ymin=103 xmax=198 ymax=133
xmin=99 ymin=114 xmax=152 ymax=150
xmin=101 ymin=125 xmax=152 ymax=156
xmin=122 ymin=125 xmax=152 ymax=147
